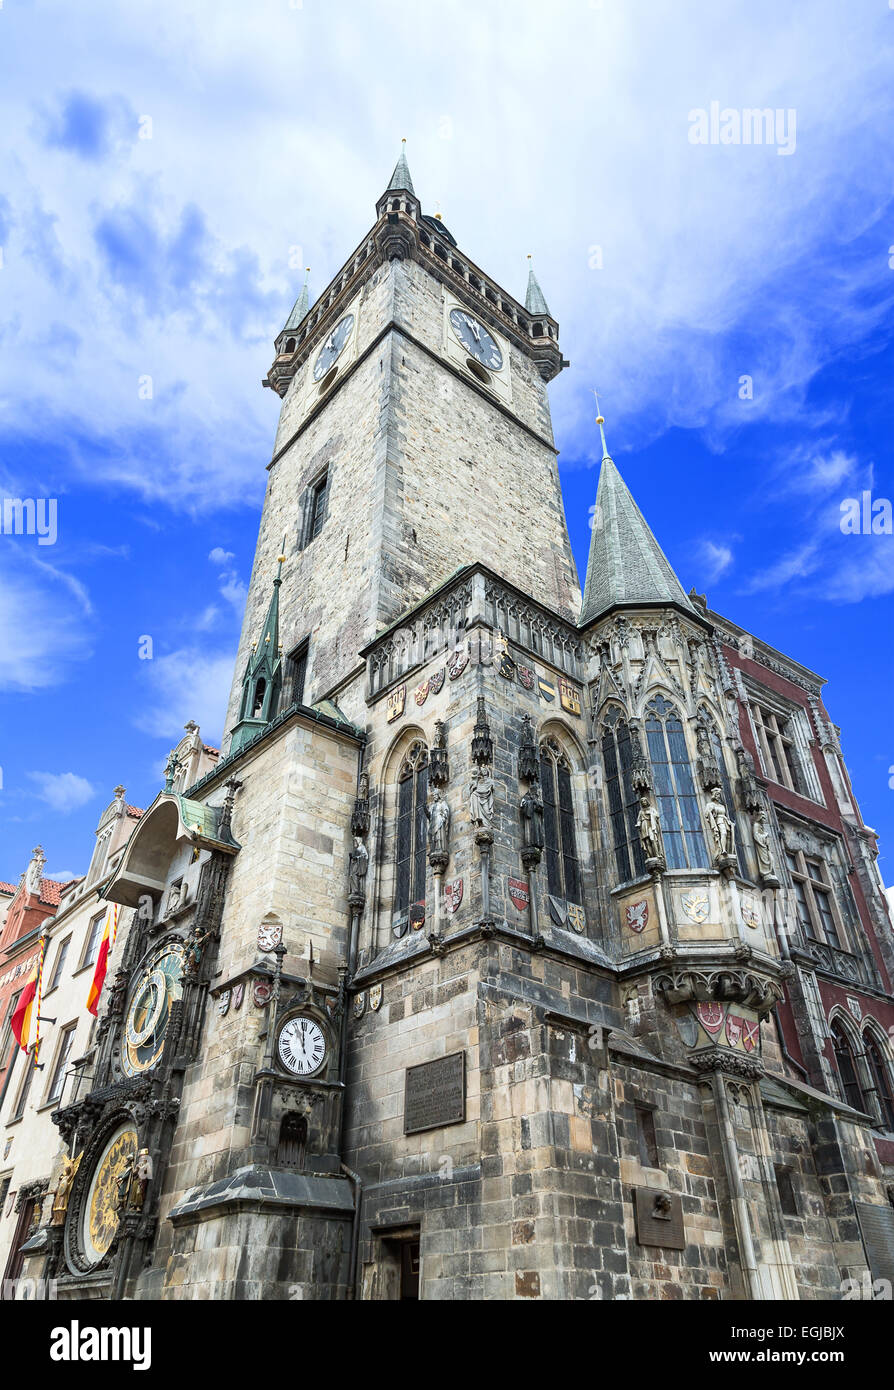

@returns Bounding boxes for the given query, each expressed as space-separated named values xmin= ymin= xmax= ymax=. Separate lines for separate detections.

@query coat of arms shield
xmin=444 ymin=878 xmax=463 ymax=913
xmin=508 ymin=877 xmax=530 ymax=912
xmin=625 ymin=900 xmax=649 ymax=933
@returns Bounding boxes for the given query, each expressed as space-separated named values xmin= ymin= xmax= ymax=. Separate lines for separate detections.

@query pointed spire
xmin=580 ymin=397 xmax=698 ymax=627
xmin=282 ymin=267 xmax=311 ymax=334
xmin=524 ymin=255 xmax=550 ymax=316
xmin=386 ymin=138 xmax=415 ymax=195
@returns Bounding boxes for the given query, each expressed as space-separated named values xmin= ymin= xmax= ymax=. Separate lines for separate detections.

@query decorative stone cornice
xmin=653 ymin=964 xmax=785 ymax=1016
xmin=688 ymin=1047 xmax=764 ymax=1080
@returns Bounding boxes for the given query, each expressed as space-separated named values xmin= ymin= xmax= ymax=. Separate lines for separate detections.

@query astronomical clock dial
xmin=313 ymin=313 xmax=355 ymax=381
xmin=121 ymin=943 xmax=184 ymax=1078
xmin=277 ymin=1015 xmax=327 ymax=1076
xmin=449 ymin=308 xmax=503 ymax=371
xmin=257 ymin=920 xmax=282 ymax=952
xmin=81 ymin=1123 xmax=139 ymax=1265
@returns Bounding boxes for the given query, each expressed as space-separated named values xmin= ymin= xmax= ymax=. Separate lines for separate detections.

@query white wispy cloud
xmin=133 ymin=646 xmax=235 ymax=743
xmin=0 ymin=563 xmax=94 ymax=691
xmin=28 ymin=771 xmax=95 ymax=813
xmin=695 ymin=539 xmax=735 ymax=584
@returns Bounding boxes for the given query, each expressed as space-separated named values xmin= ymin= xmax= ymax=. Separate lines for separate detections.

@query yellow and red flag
xmin=86 ymin=905 xmax=119 ymax=1017
xmin=10 ymin=961 xmax=38 ymax=1053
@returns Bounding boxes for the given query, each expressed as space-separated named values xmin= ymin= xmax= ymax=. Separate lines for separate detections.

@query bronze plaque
xmin=634 ymin=1186 xmax=685 ymax=1250
xmin=404 ymin=1052 xmax=466 ymax=1135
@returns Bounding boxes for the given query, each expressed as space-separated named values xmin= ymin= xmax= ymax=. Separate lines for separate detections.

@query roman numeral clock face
xmin=312 ymin=313 xmax=355 ymax=381
xmin=277 ymin=1016 xmax=327 ymax=1076
xmin=449 ymin=309 xmax=503 ymax=371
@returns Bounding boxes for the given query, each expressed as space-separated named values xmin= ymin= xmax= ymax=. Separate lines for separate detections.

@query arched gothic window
xmin=395 ymin=742 xmax=429 ymax=925
xmin=539 ymin=738 xmax=582 ymax=904
xmin=699 ymin=709 xmax=748 ymax=878
xmin=644 ymin=697 xmax=709 ymax=871
xmin=831 ymin=1020 xmax=867 ymax=1113
xmin=277 ymin=1112 xmax=307 ymax=1168
xmin=601 ymin=708 xmax=645 ymax=883
xmin=864 ymin=1032 xmax=894 ymax=1130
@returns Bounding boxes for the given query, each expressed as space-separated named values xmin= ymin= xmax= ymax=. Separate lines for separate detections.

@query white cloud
xmin=28 ymin=771 xmax=95 ymax=813
xmin=0 ymin=0 xmax=891 ymax=507
xmin=0 ymin=563 xmax=93 ymax=691
xmin=208 ymin=547 xmax=235 ymax=565
xmin=133 ymin=646 xmax=236 ymax=743
xmin=44 ymin=869 xmax=79 ymax=883
xmin=695 ymin=539 xmax=735 ymax=584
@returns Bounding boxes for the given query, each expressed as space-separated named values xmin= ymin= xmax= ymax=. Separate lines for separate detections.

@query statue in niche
xmin=707 ymin=786 xmax=735 ymax=859
xmin=348 ymin=836 xmax=369 ymax=898
xmin=636 ymin=795 xmax=663 ymax=864
xmin=519 ymin=788 xmax=545 ymax=852
xmin=468 ymin=767 xmax=494 ymax=827
xmin=425 ymin=789 xmax=451 ymax=856
xmin=752 ymin=810 xmax=773 ymax=877
xmin=51 ymin=1152 xmax=82 ymax=1225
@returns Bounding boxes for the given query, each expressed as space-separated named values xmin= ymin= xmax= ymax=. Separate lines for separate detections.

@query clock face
xmin=449 ymin=309 xmax=503 ymax=371
xmin=81 ymin=1123 xmax=138 ymax=1265
xmin=257 ymin=921 xmax=281 ymax=952
xmin=121 ymin=944 xmax=184 ymax=1077
xmin=278 ymin=1016 xmax=327 ymax=1076
xmin=313 ymin=314 xmax=355 ymax=381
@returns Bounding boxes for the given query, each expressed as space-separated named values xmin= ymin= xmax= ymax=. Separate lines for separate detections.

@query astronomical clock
xmin=48 ymin=776 xmax=241 ymax=1293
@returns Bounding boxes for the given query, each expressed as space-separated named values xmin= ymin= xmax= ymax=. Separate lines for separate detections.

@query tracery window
xmin=785 ymin=849 xmax=844 ymax=949
xmin=539 ymin=738 xmax=582 ymax=904
xmin=601 ymin=708 xmax=645 ymax=883
xmin=831 ymin=1020 xmax=867 ymax=1113
xmin=864 ymin=1032 xmax=894 ymax=1130
xmin=395 ymin=742 xmax=429 ymax=925
xmin=644 ymin=697 xmax=709 ymax=871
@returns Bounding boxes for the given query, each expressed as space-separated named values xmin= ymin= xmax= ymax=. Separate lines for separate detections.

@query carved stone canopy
xmin=653 ymin=965 xmax=784 ymax=1017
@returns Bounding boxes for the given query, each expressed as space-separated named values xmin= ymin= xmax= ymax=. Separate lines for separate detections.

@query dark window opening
xmin=635 ymin=1106 xmax=660 ymax=1168
xmin=831 ymin=1021 xmax=867 ymax=1113
xmin=395 ymin=744 xmax=429 ymax=924
xmin=644 ymin=697 xmax=709 ymax=871
xmin=602 ymin=709 xmax=646 ymax=884
xmin=277 ymin=1112 xmax=308 ymax=1169
xmin=774 ymin=1165 xmax=799 ymax=1217
xmin=285 ymin=639 xmax=309 ymax=708
xmin=305 ymin=471 xmax=330 ymax=545
xmin=252 ymin=678 xmax=267 ymax=719
xmin=864 ymin=1034 xmax=894 ymax=1131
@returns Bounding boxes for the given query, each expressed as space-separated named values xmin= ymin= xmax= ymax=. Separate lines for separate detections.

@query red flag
xmin=11 ymin=963 xmax=38 ymax=1052
xmin=86 ymin=907 xmax=117 ymax=1016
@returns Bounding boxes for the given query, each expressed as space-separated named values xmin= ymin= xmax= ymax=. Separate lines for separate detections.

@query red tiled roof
xmin=0 ymin=882 xmax=17 ymax=896
xmin=203 ymin=745 xmax=219 ymax=757
xmin=39 ymin=879 xmax=65 ymax=906
xmin=126 ymin=805 xmax=144 ymax=818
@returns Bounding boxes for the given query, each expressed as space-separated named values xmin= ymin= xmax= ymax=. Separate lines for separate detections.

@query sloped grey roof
xmin=580 ymin=454 xmax=697 ymax=626
xmin=524 ymin=262 xmax=550 ymax=316
xmin=386 ymin=146 xmax=414 ymax=195
xmin=282 ymin=279 xmax=309 ymax=334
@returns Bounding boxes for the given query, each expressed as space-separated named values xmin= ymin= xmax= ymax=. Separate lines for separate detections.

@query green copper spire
xmin=386 ymin=138 xmax=415 ymax=195
xmin=580 ymin=398 xmax=697 ymax=626
xmin=229 ymin=551 xmax=286 ymax=755
xmin=282 ymin=267 xmax=311 ymax=334
xmin=524 ymin=255 xmax=550 ymax=316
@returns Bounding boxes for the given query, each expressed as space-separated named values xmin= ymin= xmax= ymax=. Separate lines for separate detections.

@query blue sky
xmin=1 ymin=0 xmax=893 ymax=886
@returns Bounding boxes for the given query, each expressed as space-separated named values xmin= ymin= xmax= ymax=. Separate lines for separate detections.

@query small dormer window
xmin=252 ymin=678 xmax=267 ymax=719
xmin=284 ymin=338 xmax=296 ymax=354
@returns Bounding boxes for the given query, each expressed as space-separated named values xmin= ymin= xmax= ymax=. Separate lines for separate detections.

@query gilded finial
xmin=593 ymin=389 xmax=611 ymax=462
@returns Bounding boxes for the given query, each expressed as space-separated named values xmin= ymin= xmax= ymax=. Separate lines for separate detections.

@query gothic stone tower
xmin=46 ymin=149 xmax=894 ymax=1301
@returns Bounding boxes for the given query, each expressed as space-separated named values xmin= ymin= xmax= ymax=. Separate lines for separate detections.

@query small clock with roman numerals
xmin=449 ymin=308 xmax=503 ymax=371
xmin=277 ymin=1015 xmax=327 ymax=1076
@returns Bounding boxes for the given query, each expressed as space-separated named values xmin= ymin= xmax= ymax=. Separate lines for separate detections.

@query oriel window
xmin=395 ymin=742 xmax=429 ymax=925
xmin=644 ymin=697 xmax=709 ymax=871
xmin=539 ymin=739 xmax=582 ymax=904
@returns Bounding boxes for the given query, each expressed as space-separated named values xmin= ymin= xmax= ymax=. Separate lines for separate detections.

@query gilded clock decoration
xmin=83 ymin=1124 xmax=139 ymax=1264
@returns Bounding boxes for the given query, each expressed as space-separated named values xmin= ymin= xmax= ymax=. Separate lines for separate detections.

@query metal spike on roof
xmin=580 ymin=399 xmax=697 ymax=626
xmin=386 ymin=138 xmax=415 ymax=195
xmin=282 ymin=267 xmax=311 ymax=334
xmin=524 ymin=255 xmax=550 ymax=316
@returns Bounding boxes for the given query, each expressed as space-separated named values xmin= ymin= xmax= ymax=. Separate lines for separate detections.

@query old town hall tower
xmin=42 ymin=149 xmax=894 ymax=1301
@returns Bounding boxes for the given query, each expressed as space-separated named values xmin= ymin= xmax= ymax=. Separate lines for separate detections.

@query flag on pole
xmin=10 ymin=960 xmax=39 ymax=1053
xmin=86 ymin=905 xmax=118 ymax=1017
xmin=33 ymin=932 xmax=47 ymax=1066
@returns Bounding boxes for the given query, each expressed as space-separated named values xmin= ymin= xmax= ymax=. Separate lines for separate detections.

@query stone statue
xmin=183 ymin=923 xmax=213 ymax=979
xmin=636 ymin=796 xmax=663 ymax=863
xmin=348 ymin=836 xmax=369 ymax=897
xmin=425 ymin=789 xmax=451 ymax=855
xmin=752 ymin=810 xmax=773 ymax=877
xmin=468 ymin=768 xmax=494 ymax=827
xmin=51 ymin=1152 xmax=82 ymax=1225
xmin=519 ymin=789 xmax=545 ymax=852
xmin=707 ymin=786 xmax=735 ymax=858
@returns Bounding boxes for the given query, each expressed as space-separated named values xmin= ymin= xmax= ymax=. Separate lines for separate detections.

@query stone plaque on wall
xmin=634 ymin=1186 xmax=685 ymax=1250
xmin=856 ymin=1202 xmax=894 ymax=1287
xmin=404 ymin=1052 xmax=466 ymax=1135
